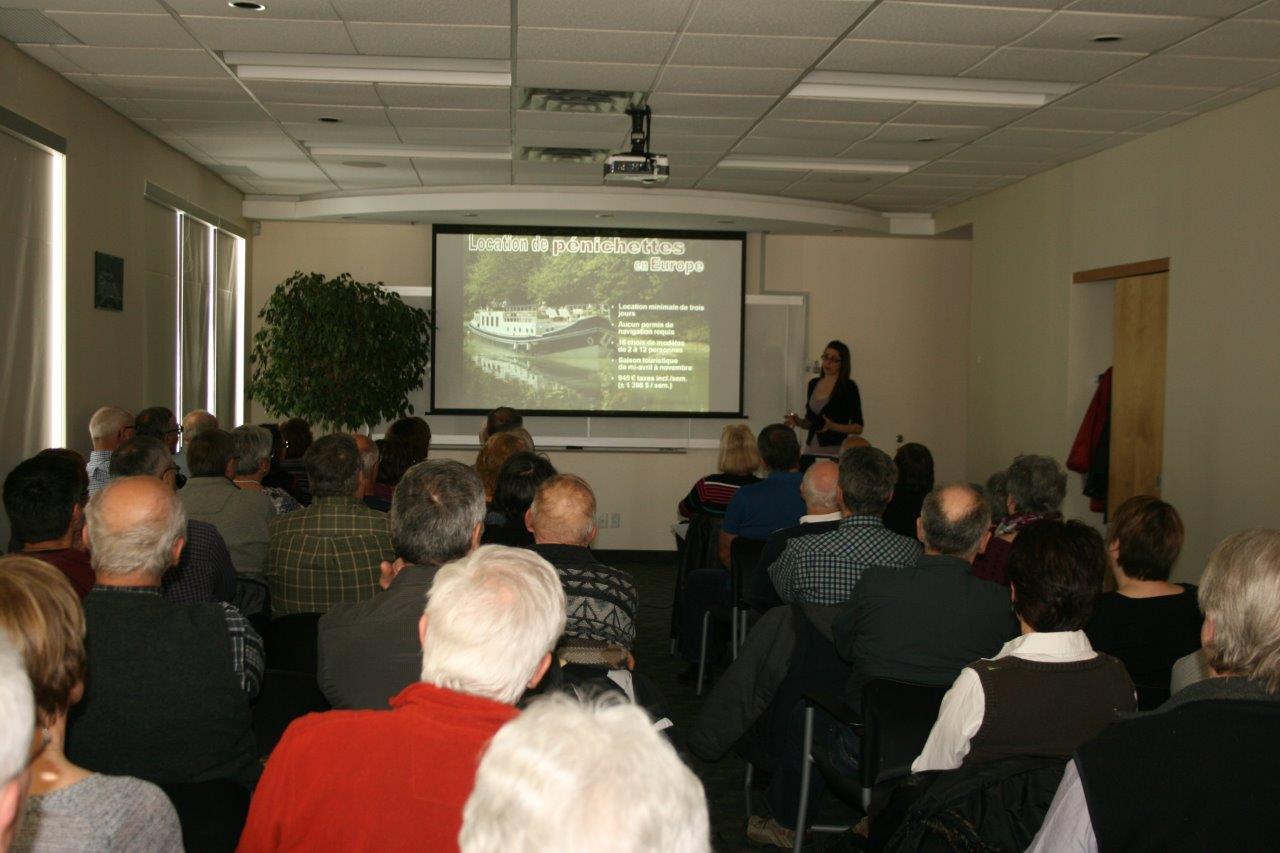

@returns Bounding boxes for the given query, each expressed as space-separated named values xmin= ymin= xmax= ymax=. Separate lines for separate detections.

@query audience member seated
xmin=746 ymin=459 xmax=842 ymax=611
xmin=108 ymin=437 xmax=236 ymax=604
xmin=265 ymin=434 xmax=394 ymax=616
xmin=0 ymin=634 xmax=34 ymax=851
xmin=460 ymin=694 xmax=710 ymax=853
xmin=528 ymin=474 xmax=639 ymax=665
xmin=66 ymin=477 xmax=261 ymax=788
xmin=677 ymin=424 xmax=761 ymax=520
xmin=4 ymin=455 xmax=94 ymax=598
xmin=175 ymin=409 xmax=218 ymax=478
xmin=840 ymin=435 xmax=870 ymax=453
xmin=178 ymin=429 xmax=274 ymax=581
xmin=1085 ymin=495 xmax=1201 ymax=708
xmin=239 ymin=545 xmax=566 ymax=851
xmin=134 ymin=406 xmax=184 ymax=488
xmin=882 ymin=442 xmax=934 ymax=539
xmin=481 ymin=452 xmax=556 ymax=547
xmin=350 ymin=433 xmax=387 ymax=512
xmin=277 ymin=417 xmax=313 ymax=505
xmin=475 ymin=430 xmax=534 ymax=516
xmin=1033 ymin=529 xmax=1280 ymax=852
xmin=719 ymin=424 xmax=806 ymax=564
xmin=752 ymin=484 xmax=1016 ymax=844
xmin=984 ymin=469 xmax=1009 ymax=528
xmin=769 ymin=445 xmax=922 ymax=605
xmin=913 ymin=520 xmax=1135 ymax=773
xmin=230 ymin=425 xmax=302 ymax=515
xmin=971 ymin=454 xmax=1066 ymax=585
xmin=0 ymin=556 xmax=182 ymax=851
xmin=478 ymin=405 xmax=522 ymax=444
xmin=366 ymin=437 xmax=412 ymax=512
xmin=317 ymin=460 xmax=484 ymax=710
xmin=385 ymin=415 xmax=432 ymax=467
xmin=258 ymin=423 xmax=294 ymax=493
xmin=85 ymin=407 xmax=133 ymax=496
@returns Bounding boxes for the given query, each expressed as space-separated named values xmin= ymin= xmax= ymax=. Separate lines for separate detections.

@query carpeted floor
xmin=606 ymin=552 xmax=858 ymax=852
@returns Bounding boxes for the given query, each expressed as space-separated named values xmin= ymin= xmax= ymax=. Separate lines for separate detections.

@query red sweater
xmin=237 ymin=682 xmax=518 ymax=852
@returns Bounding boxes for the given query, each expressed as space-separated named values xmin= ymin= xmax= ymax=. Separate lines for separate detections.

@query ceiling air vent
xmin=0 ymin=8 xmax=82 ymax=44
xmin=520 ymin=88 xmax=643 ymax=115
xmin=520 ymin=147 xmax=608 ymax=164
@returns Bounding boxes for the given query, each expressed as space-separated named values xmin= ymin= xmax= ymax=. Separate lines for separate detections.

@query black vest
xmin=1077 ymin=685 xmax=1280 ymax=852
xmin=67 ymin=589 xmax=259 ymax=787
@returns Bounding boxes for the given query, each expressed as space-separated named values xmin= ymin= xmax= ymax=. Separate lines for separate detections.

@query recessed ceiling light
xmin=340 ymin=160 xmax=387 ymax=169
xmin=226 ymin=53 xmax=511 ymax=87
xmin=1092 ymin=34 xmax=1124 ymax=43
xmin=318 ymin=116 xmax=342 ymax=123
xmin=916 ymin=136 xmax=938 ymax=143
xmin=228 ymin=1 xmax=266 ymax=10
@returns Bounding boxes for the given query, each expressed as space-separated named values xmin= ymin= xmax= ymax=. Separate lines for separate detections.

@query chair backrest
xmin=681 ymin=512 xmax=723 ymax=575
xmin=251 ymin=668 xmax=331 ymax=757
xmin=263 ymin=611 xmax=322 ymax=675
xmin=861 ymin=679 xmax=951 ymax=790
xmin=160 ymin=778 xmax=250 ymax=853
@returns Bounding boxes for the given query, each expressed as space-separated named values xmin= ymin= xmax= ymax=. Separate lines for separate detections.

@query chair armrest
xmin=803 ymin=691 xmax=863 ymax=730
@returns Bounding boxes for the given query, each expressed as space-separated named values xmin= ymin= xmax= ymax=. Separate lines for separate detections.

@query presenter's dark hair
xmin=824 ymin=340 xmax=852 ymax=383
xmin=4 ymin=455 xmax=86 ymax=545
xmin=757 ymin=424 xmax=800 ymax=472
xmin=1007 ymin=519 xmax=1106 ymax=631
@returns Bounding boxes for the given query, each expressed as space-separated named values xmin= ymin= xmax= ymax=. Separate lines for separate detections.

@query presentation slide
xmin=432 ymin=226 xmax=745 ymax=417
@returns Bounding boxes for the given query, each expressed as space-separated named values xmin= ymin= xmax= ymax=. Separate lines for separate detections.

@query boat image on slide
xmin=466 ymin=305 xmax=615 ymax=354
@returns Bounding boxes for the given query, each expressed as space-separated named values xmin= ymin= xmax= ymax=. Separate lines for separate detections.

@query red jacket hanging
xmin=1068 ymin=367 xmax=1112 ymax=514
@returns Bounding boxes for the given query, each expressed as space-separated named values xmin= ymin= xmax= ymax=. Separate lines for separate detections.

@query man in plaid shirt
xmin=768 ymin=445 xmax=921 ymax=605
xmin=267 ymin=433 xmax=394 ymax=615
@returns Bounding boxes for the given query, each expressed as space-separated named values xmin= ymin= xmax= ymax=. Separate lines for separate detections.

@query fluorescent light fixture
xmin=225 ymin=52 xmax=511 ymax=87
xmin=234 ymin=235 xmax=246 ymax=427
xmin=308 ymin=144 xmax=511 ymax=161
xmin=46 ymin=150 xmax=66 ymax=448
xmin=791 ymin=71 xmax=1077 ymax=108
xmin=718 ymin=156 xmax=920 ymax=175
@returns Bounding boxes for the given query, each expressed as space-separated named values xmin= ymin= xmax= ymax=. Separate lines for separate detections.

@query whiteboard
xmin=374 ymin=289 xmax=809 ymax=451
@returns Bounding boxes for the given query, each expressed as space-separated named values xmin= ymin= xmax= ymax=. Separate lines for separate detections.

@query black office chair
xmin=160 ymin=779 xmax=250 ymax=853
xmin=251 ymin=668 xmax=331 ymax=756
xmin=729 ymin=536 xmax=768 ymax=658
xmin=263 ymin=611 xmax=322 ymax=675
xmin=671 ymin=512 xmax=722 ymax=651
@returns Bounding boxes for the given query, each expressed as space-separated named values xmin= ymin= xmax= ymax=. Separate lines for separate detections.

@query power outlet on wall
xmin=595 ymin=513 xmax=608 ymax=531
xmin=610 ymin=513 xmax=621 ymax=529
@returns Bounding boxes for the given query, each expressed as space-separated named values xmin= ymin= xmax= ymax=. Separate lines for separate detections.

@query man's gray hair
xmin=85 ymin=477 xmax=187 ymax=580
xmin=88 ymin=406 xmax=131 ymax=440
xmin=304 ymin=434 xmax=360 ymax=498
xmin=108 ymin=437 xmax=172 ymax=479
xmin=838 ymin=446 xmax=898 ymax=516
xmin=392 ymin=460 xmax=485 ymax=567
xmin=1199 ymin=529 xmax=1280 ymax=692
xmin=421 ymin=545 xmax=566 ymax=705
xmin=1006 ymin=454 xmax=1067 ymax=514
xmin=0 ymin=635 xmax=33 ymax=785
xmin=460 ymin=693 xmax=710 ymax=853
xmin=920 ymin=484 xmax=992 ymax=557
xmin=800 ymin=460 xmax=839 ymax=511
xmin=230 ymin=425 xmax=273 ymax=476
xmin=182 ymin=410 xmax=218 ymax=442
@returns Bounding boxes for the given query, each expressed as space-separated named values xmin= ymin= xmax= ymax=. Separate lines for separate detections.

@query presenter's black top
xmin=804 ymin=376 xmax=863 ymax=449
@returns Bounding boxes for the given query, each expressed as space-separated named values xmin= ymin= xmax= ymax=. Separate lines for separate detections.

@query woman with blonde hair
xmin=677 ymin=424 xmax=761 ymax=519
xmin=1 ymin=555 xmax=181 ymax=852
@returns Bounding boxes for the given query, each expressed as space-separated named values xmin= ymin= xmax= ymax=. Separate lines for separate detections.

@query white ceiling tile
xmin=648 ymin=134 xmax=738 ymax=151
xmin=518 ymin=0 xmax=692 ymax=32
xmin=346 ymin=22 xmax=510 ymax=58
xmin=163 ymin=120 xmax=292 ymax=137
xmin=515 ymin=130 xmax=624 ymax=149
xmin=249 ymin=180 xmax=337 ymax=195
xmin=1012 ymin=106 xmax=1162 ymax=131
xmin=101 ymin=97 xmax=158 ymax=119
xmin=645 ymin=93 xmax=777 ymax=118
xmin=659 ymin=150 xmax=725 ymax=166
xmin=1127 ymin=112 xmax=1193 ymax=132
xmin=702 ymin=167 xmax=805 ymax=182
xmin=15 ymin=44 xmax=85 ymax=73
xmin=670 ymin=34 xmax=830 ymax=69
xmin=889 ymin=173 xmax=1000 ymax=188
xmin=62 ymin=74 xmax=120 ymax=98
xmin=941 ymin=144 xmax=1072 ymax=163
xmin=1013 ymin=11 xmax=1215 ymax=53
xmin=52 ymin=46 xmax=227 ymax=76
xmin=85 ymin=75 xmax=250 ymax=101
xmin=1168 ymin=19 xmax=1280 ymax=58
xmin=1108 ymin=54 xmax=1280 ymax=87
xmin=916 ymin=160 xmax=1029 ymax=176
xmin=842 ymin=139 xmax=963 ymax=159
xmin=409 ymin=160 xmax=513 ymax=181
xmin=0 ymin=0 xmax=156 ymax=10
xmin=698 ymin=177 xmax=798 ymax=193
xmin=656 ymin=115 xmax=756 ymax=135
xmin=282 ymin=122 xmax=404 ymax=142
xmin=980 ymin=127 xmax=1115 ymax=148
xmin=1056 ymin=82 xmax=1221 ymax=110
xmin=248 ymin=81 xmax=383 ymax=106
xmin=44 ymin=11 xmax=201 ymax=48
xmin=396 ymin=127 xmax=512 ymax=145
xmin=325 ymin=163 xmax=421 ymax=189
xmin=850 ymin=2 xmax=1051 ymax=46
xmin=240 ymin=160 xmax=331 ymax=180
xmin=182 ymin=16 xmax=357 ymax=52
xmin=413 ymin=170 xmax=514 ymax=188
xmin=963 ymin=46 xmax=1144 ymax=83
xmin=772 ymin=98 xmax=910 ymax=123
xmin=891 ymin=103 xmax=1031 ymax=127
xmin=655 ymin=66 xmax=801 ymax=96
xmin=127 ymin=99 xmax=267 ymax=121
xmin=819 ymin=39 xmax=993 ymax=75
xmin=167 ymin=0 xmax=341 ymax=19
xmin=519 ymin=27 xmax=676 ymax=63
xmin=912 ymin=0 xmax=1068 ymax=7
xmin=516 ymin=111 xmax=627 ymax=133
xmin=686 ymin=0 xmax=873 ymax=37
xmin=516 ymin=60 xmax=658 ymax=90
xmin=1067 ymin=0 xmax=1257 ymax=16
xmin=1179 ymin=87 xmax=1260 ymax=112
xmin=872 ymin=122 xmax=990 ymax=143
xmin=1241 ymin=0 xmax=1280 ymax=19
xmin=753 ymin=118 xmax=879 ymax=142
xmin=387 ymin=108 xmax=511 ymax=128
xmin=269 ymin=104 xmax=390 ymax=125
xmin=376 ymin=84 xmax=510 ymax=109
xmin=334 ymin=0 xmax=511 ymax=25
xmin=733 ymin=136 xmax=855 ymax=156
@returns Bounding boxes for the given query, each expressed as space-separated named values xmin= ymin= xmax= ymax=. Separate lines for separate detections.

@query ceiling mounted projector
xmin=603 ymin=105 xmax=668 ymax=185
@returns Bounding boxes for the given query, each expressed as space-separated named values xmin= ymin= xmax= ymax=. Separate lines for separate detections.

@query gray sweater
xmin=15 ymin=773 xmax=183 ymax=852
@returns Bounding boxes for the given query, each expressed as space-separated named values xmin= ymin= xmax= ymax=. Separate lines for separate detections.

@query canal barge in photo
xmin=466 ymin=304 xmax=615 ymax=354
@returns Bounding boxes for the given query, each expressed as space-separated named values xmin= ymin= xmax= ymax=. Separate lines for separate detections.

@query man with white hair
xmin=241 ymin=544 xmax=567 ymax=851
xmin=64 ymin=476 xmax=261 ymax=788
xmin=460 ymin=694 xmax=710 ymax=853
xmin=85 ymin=406 xmax=133 ymax=495
xmin=1032 ymin=528 xmax=1280 ymax=852
xmin=748 ymin=459 xmax=843 ymax=610
xmin=351 ymin=433 xmax=386 ymax=512
xmin=0 ymin=637 xmax=35 ymax=852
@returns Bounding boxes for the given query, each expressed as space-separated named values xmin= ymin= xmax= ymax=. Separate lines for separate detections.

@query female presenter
xmin=784 ymin=340 xmax=863 ymax=469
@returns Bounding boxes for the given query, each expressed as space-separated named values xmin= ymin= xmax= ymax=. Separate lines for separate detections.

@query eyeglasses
xmin=164 ymin=426 xmax=183 ymax=436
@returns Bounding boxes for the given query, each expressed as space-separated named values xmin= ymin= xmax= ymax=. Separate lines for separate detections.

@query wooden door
xmin=1109 ymin=272 xmax=1168 ymax=508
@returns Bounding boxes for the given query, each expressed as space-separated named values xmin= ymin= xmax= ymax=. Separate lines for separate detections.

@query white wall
xmin=937 ymin=86 xmax=1280 ymax=582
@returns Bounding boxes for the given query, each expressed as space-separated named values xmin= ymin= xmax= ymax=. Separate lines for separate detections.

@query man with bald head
xmin=748 ymin=460 xmax=844 ymax=611
xmin=66 ymin=476 xmax=261 ymax=788
xmin=86 ymin=406 xmax=134 ymax=495
xmin=528 ymin=474 xmax=638 ymax=658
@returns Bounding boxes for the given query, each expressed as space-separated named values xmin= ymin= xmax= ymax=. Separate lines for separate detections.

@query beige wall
xmin=0 ymin=38 xmax=245 ymax=453
xmin=937 ymin=86 xmax=1280 ymax=582
xmin=250 ymin=223 xmax=970 ymax=548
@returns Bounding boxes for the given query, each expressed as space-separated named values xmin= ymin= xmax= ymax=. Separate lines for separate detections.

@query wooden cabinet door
xmin=1109 ymin=272 xmax=1168 ymax=508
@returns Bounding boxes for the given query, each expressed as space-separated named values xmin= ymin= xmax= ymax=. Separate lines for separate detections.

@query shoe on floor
xmin=746 ymin=815 xmax=796 ymax=849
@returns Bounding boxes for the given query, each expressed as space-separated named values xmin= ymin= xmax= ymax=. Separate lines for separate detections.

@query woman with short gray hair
xmin=230 ymin=425 xmax=301 ymax=515
xmin=972 ymin=454 xmax=1067 ymax=585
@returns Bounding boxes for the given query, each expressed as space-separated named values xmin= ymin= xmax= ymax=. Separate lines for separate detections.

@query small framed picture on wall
xmin=94 ymin=251 xmax=124 ymax=311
